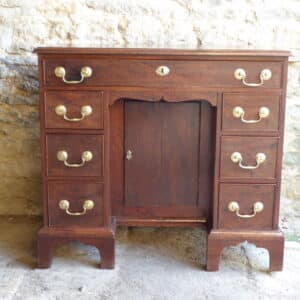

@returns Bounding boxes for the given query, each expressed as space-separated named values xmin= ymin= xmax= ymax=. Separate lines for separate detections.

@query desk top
xmin=34 ymin=47 xmax=290 ymax=57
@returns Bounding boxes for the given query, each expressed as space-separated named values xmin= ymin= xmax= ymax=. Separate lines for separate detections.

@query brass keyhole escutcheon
xmin=126 ymin=150 xmax=133 ymax=160
xmin=155 ymin=66 xmax=170 ymax=77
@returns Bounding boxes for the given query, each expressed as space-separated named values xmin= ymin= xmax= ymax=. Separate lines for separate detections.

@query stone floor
xmin=0 ymin=216 xmax=300 ymax=300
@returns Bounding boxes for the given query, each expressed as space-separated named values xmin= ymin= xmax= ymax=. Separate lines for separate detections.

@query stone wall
xmin=0 ymin=1 xmax=299 ymax=223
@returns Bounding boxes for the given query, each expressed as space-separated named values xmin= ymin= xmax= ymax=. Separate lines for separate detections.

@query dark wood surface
xmin=110 ymin=99 xmax=214 ymax=219
xmin=45 ymin=91 xmax=104 ymax=129
xmin=124 ymin=101 xmax=200 ymax=211
xmin=35 ymin=48 xmax=289 ymax=271
xmin=220 ymin=136 xmax=279 ymax=180
xmin=222 ymin=93 xmax=280 ymax=132
xmin=43 ymin=58 xmax=283 ymax=89
xmin=46 ymin=134 xmax=103 ymax=178
xmin=47 ymin=181 xmax=104 ymax=227
xmin=218 ymin=183 xmax=275 ymax=230
xmin=34 ymin=47 xmax=290 ymax=57
xmin=207 ymin=230 xmax=284 ymax=271
xmin=37 ymin=226 xmax=115 ymax=269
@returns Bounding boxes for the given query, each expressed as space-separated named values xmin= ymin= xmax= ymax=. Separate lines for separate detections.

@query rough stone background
xmin=0 ymin=0 xmax=299 ymax=230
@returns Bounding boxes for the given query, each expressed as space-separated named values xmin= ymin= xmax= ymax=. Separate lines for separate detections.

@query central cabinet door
xmin=122 ymin=100 xmax=212 ymax=218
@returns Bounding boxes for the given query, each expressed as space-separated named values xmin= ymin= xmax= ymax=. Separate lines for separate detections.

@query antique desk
xmin=34 ymin=48 xmax=289 ymax=271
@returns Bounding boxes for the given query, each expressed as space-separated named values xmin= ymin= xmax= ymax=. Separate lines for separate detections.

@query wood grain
xmin=110 ymin=100 xmax=214 ymax=219
xmin=34 ymin=47 xmax=290 ymax=58
xmin=45 ymin=91 xmax=104 ymax=129
xmin=46 ymin=134 xmax=103 ymax=178
xmin=222 ymin=93 xmax=280 ymax=132
xmin=47 ymin=181 xmax=104 ymax=227
xmin=218 ymin=183 xmax=276 ymax=230
xmin=220 ymin=136 xmax=279 ymax=180
xmin=43 ymin=58 xmax=283 ymax=89
xmin=35 ymin=48 xmax=288 ymax=271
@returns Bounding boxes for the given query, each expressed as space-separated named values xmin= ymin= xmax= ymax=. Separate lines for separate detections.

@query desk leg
xmin=97 ymin=238 xmax=115 ymax=269
xmin=37 ymin=226 xmax=116 ymax=269
xmin=37 ymin=230 xmax=53 ymax=268
xmin=207 ymin=230 xmax=284 ymax=272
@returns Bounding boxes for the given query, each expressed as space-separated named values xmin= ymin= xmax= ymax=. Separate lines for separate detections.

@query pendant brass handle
xmin=54 ymin=66 xmax=93 ymax=84
xmin=55 ymin=105 xmax=93 ymax=122
xmin=155 ymin=65 xmax=170 ymax=77
xmin=228 ymin=201 xmax=264 ymax=218
xmin=59 ymin=199 xmax=94 ymax=216
xmin=231 ymin=152 xmax=266 ymax=170
xmin=232 ymin=106 xmax=270 ymax=123
xmin=57 ymin=150 xmax=93 ymax=167
xmin=234 ymin=68 xmax=272 ymax=87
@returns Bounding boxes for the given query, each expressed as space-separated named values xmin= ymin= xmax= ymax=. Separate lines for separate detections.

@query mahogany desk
xmin=34 ymin=48 xmax=289 ymax=271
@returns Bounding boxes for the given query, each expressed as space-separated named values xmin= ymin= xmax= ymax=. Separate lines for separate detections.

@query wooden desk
xmin=35 ymin=48 xmax=289 ymax=271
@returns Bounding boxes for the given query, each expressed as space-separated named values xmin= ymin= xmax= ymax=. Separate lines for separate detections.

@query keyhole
xmin=126 ymin=150 xmax=133 ymax=160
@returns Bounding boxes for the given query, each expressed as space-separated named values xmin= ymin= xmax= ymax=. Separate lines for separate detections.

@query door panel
xmin=124 ymin=101 xmax=162 ymax=206
xmin=160 ymin=103 xmax=200 ymax=206
xmin=124 ymin=101 xmax=200 ymax=214
xmin=110 ymin=99 xmax=215 ymax=219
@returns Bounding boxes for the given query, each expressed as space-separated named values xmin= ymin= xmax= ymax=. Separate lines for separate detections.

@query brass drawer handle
xmin=155 ymin=66 xmax=170 ymax=77
xmin=54 ymin=66 xmax=93 ymax=84
xmin=57 ymin=150 xmax=93 ymax=167
xmin=228 ymin=201 xmax=264 ymax=218
xmin=55 ymin=105 xmax=92 ymax=122
xmin=59 ymin=199 xmax=94 ymax=216
xmin=234 ymin=68 xmax=272 ymax=87
xmin=232 ymin=106 xmax=270 ymax=123
xmin=231 ymin=152 xmax=266 ymax=170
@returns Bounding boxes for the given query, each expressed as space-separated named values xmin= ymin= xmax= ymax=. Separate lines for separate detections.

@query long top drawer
xmin=41 ymin=57 xmax=283 ymax=89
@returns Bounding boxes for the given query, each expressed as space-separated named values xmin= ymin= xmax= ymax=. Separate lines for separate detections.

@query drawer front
xmin=220 ymin=136 xmax=278 ymax=180
xmin=218 ymin=184 xmax=275 ymax=230
xmin=222 ymin=94 xmax=280 ymax=132
xmin=45 ymin=91 xmax=103 ymax=129
xmin=46 ymin=134 xmax=103 ymax=177
xmin=43 ymin=58 xmax=282 ymax=88
xmin=48 ymin=181 xmax=103 ymax=227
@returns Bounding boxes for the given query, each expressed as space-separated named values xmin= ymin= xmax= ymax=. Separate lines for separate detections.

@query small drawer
xmin=45 ymin=91 xmax=103 ymax=129
xmin=222 ymin=94 xmax=280 ymax=132
xmin=43 ymin=58 xmax=282 ymax=89
xmin=218 ymin=183 xmax=275 ymax=230
xmin=48 ymin=181 xmax=103 ymax=227
xmin=46 ymin=134 xmax=103 ymax=177
xmin=220 ymin=136 xmax=278 ymax=180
